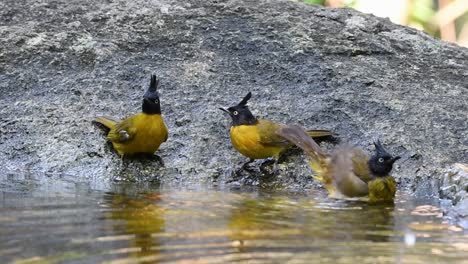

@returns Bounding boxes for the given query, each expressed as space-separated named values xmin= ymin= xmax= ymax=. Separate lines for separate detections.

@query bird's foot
xmin=146 ymin=154 xmax=165 ymax=167
xmin=241 ymin=158 xmax=256 ymax=172
xmin=260 ymin=158 xmax=280 ymax=176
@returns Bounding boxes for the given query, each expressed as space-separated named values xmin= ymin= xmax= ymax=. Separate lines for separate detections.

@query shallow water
xmin=0 ymin=172 xmax=467 ymax=264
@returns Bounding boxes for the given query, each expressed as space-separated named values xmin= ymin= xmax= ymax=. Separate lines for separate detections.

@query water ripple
xmin=0 ymin=186 xmax=466 ymax=263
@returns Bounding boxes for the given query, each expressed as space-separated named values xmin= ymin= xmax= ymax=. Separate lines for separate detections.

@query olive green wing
xmin=257 ymin=119 xmax=290 ymax=147
xmin=107 ymin=117 xmax=137 ymax=143
xmin=329 ymin=149 xmax=369 ymax=197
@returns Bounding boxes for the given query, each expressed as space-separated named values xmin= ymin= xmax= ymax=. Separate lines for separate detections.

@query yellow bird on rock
xmin=94 ymin=75 xmax=168 ymax=157
xmin=219 ymin=92 xmax=332 ymax=163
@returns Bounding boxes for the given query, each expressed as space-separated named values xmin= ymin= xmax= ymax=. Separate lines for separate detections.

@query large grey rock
xmin=0 ymin=0 xmax=466 ymax=204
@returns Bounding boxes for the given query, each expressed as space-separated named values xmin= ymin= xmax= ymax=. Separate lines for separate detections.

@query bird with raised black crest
xmin=219 ymin=92 xmax=332 ymax=165
xmin=276 ymin=124 xmax=400 ymax=203
xmin=94 ymin=75 xmax=168 ymax=158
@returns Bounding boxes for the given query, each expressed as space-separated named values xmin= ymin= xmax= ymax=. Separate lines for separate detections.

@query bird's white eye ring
xmin=378 ymin=158 xmax=384 ymax=163
xmin=233 ymin=111 xmax=238 ymax=115
xmin=154 ymin=99 xmax=159 ymax=104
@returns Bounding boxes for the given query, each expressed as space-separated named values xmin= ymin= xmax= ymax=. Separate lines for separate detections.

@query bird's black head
xmin=219 ymin=92 xmax=258 ymax=126
xmin=142 ymin=74 xmax=161 ymax=115
xmin=368 ymin=140 xmax=401 ymax=177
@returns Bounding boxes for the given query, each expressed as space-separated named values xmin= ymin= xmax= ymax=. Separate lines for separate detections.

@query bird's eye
xmin=233 ymin=111 xmax=239 ymax=115
xmin=378 ymin=158 xmax=384 ymax=163
xmin=154 ymin=99 xmax=159 ymax=104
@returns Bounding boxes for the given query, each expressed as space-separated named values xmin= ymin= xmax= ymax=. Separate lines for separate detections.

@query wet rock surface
xmin=439 ymin=163 xmax=468 ymax=228
xmin=0 ymin=0 xmax=467 ymax=217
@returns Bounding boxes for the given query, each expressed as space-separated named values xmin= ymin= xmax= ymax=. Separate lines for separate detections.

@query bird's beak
xmin=390 ymin=156 xmax=401 ymax=163
xmin=219 ymin=107 xmax=231 ymax=116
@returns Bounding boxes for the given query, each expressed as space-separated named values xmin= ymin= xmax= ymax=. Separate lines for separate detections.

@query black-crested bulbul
xmin=94 ymin=75 xmax=168 ymax=157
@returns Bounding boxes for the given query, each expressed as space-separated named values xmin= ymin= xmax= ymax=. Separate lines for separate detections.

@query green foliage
xmin=410 ymin=0 xmax=437 ymax=35
xmin=303 ymin=0 xmax=326 ymax=5
xmin=456 ymin=12 xmax=468 ymax=35
xmin=411 ymin=0 xmax=434 ymax=23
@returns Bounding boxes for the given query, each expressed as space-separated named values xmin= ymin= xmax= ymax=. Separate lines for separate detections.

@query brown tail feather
xmin=276 ymin=125 xmax=327 ymax=161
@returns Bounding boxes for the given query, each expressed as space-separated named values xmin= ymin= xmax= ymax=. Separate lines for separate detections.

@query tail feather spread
xmin=94 ymin=116 xmax=119 ymax=130
xmin=276 ymin=125 xmax=327 ymax=161
xmin=277 ymin=124 xmax=329 ymax=183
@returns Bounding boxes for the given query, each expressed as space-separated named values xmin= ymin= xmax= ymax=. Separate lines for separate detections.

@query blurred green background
xmin=298 ymin=0 xmax=468 ymax=48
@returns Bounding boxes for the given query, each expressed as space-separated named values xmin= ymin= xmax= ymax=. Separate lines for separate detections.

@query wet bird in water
xmin=276 ymin=125 xmax=400 ymax=203
xmin=219 ymin=92 xmax=332 ymax=165
xmin=94 ymin=75 xmax=168 ymax=158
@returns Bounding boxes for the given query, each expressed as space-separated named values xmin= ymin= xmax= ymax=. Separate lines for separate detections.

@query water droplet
xmin=404 ymin=231 xmax=416 ymax=247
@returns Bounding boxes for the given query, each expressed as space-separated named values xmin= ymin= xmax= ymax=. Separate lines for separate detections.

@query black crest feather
xmin=142 ymin=74 xmax=161 ymax=114
xmin=149 ymin=74 xmax=159 ymax=92
xmin=373 ymin=139 xmax=389 ymax=156
xmin=238 ymin=92 xmax=252 ymax=106
xmin=220 ymin=92 xmax=257 ymax=126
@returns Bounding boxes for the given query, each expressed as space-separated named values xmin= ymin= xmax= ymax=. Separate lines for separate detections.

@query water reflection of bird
xmin=276 ymin=125 xmax=400 ymax=203
xmin=311 ymin=201 xmax=394 ymax=243
xmin=94 ymin=75 xmax=168 ymax=158
xmin=226 ymin=194 xmax=395 ymax=257
xmin=219 ymin=92 xmax=332 ymax=166
xmin=227 ymin=196 xmax=300 ymax=253
xmin=104 ymin=193 xmax=165 ymax=259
